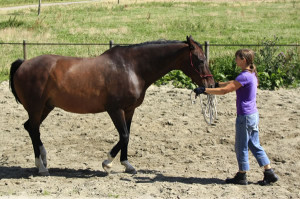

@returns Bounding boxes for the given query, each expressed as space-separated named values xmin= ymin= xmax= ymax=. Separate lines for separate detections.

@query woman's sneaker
xmin=225 ymin=172 xmax=248 ymax=185
xmin=258 ymin=169 xmax=279 ymax=186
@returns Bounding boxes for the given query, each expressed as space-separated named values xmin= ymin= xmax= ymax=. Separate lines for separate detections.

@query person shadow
xmin=128 ymin=169 xmax=225 ymax=185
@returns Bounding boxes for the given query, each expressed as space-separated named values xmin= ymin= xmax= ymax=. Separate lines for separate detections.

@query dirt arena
xmin=0 ymin=80 xmax=299 ymax=198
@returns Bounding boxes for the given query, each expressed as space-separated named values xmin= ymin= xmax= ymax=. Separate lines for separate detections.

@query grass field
xmin=0 ymin=0 xmax=299 ymax=83
xmin=0 ymin=0 xmax=98 ymax=7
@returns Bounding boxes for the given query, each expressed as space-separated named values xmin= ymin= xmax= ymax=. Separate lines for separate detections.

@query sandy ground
xmin=0 ymin=80 xmax=299 ymax=198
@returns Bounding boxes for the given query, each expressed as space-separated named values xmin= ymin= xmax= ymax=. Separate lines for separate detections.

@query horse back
xmin=14 ymin=53 xmax=146 ymax=114
xmin=13 ymin=55 xmax=104 ymax=113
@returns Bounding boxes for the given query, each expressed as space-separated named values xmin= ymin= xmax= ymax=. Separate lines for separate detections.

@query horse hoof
xmin=102 ymin=164 xmax=111 ymax=173
xmin=125 ymin=168 xmax=137 ymax=174
xmin=39 ymin=171 xmax=50 ymax=176
xmin=102 ymin=161 xmax=112 ymax=173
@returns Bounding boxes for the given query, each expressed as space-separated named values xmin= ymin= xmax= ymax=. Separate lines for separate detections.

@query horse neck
xmin=134 ymin=44 xmax=189 ymax=88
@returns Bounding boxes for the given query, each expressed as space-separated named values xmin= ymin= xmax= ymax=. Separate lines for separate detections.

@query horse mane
xmin=128 ymin=40 xmax=185 ymax=47
xmin=114 ymin=39 xmax=203 ymax=50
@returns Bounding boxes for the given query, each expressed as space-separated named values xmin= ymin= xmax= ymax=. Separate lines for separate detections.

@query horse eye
xmin=197 ymin=65 xmax=202 ymax=72
xmin=199 ymin=59 xmax=204 ymax=64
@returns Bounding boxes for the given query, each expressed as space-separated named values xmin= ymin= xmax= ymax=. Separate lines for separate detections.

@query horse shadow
xmin=0 ymin=167 xmax=225 ymax=185
xmin=0 ymin=166 xmax=107 ymax=179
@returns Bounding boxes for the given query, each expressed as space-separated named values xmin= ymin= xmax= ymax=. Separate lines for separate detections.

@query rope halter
xmin=189 ymin=52 xmax=213 ymax=78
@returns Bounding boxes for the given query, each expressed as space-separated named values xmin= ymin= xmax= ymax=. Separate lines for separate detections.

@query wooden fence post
xmin=38 ymin=0 xmax=41 ymax=16
xmin=109 ymin=40 xmax=113 ymax=49
xmin=23 ymin=40 xmax=27 ymax=60
xmin=205 ymin=41 xmax=209 ymax=65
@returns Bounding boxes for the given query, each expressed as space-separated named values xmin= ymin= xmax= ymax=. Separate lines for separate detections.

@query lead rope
xmin=190 ymin=91 xmax=218 ymax=125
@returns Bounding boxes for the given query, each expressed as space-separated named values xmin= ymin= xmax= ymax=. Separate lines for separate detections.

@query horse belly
xmin=51 ymin=91 xmax=107 ymax=114
xmin=48 ymin=65 xmax=108 ymax=113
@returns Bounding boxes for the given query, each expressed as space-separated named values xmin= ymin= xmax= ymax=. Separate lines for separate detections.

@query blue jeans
xmin=235 ymin=112 xmax=270 ymax=171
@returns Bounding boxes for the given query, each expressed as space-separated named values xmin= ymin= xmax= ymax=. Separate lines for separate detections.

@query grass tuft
xmin=0 ymin=16 xmax=25 ymax=29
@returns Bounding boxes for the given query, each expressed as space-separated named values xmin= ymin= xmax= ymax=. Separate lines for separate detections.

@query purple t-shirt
xmin=235 ymin=71 xmax=258 ymax=115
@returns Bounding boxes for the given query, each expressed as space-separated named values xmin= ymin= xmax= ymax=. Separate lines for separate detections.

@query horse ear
xmin=187 ymin=35 xmax=195 ymax=50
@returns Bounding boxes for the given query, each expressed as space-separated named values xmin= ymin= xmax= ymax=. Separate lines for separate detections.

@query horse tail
xmin=9 ymin=59 xmax=24 ymax=104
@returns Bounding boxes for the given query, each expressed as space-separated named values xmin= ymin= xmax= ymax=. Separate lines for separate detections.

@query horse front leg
xmin=120 ymin=109 xmax=136 ymax=174
xmin=102 ymin=109 xmax=136 ymax=174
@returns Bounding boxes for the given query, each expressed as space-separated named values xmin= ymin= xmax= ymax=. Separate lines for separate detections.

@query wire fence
xmin=0 ymin=40 xmax=299 ymax=62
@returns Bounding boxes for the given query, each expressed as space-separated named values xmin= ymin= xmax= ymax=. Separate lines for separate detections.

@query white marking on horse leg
xmin=39 ymin=145 xmax=47 ymax=168
xmin=121 ymin=160 xmax=137 ymax=174
xmin=102 ymin=152 xmax=114 ymax=173
xmin=35 ymin=157 xmax=49 ymax=176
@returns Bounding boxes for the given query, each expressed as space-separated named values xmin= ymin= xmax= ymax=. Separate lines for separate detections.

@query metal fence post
xmin=23 ymin=40 xmax=27 ymax=60
xmin=109 ymin=40 xmax=113 ymax=49
xmin=205 ymin=41 xmax=209 ymax=64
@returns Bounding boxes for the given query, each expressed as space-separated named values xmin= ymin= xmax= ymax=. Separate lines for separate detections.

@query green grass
xmin=0 ymin=0 xmax=299 ymax=85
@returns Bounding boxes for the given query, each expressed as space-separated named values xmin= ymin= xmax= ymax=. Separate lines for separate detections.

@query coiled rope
xmin=190 ymin=91 xmax=218 ymax=125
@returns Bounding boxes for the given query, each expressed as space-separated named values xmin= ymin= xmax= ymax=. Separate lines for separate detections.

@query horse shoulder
xmin=127 ymin=69 xmax=145 ymax=98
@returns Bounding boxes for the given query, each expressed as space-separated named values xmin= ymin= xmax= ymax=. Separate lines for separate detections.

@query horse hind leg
xmin=24 ymin=119 xmax=49 ymax=176
xmin=38 ymin=104 xmax=53 ymax=169
xmin=24 ymin=104 xmax=53 ymax=176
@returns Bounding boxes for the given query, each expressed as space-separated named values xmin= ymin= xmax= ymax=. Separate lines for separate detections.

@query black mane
xmin=115 ymin=39 xmax=203 ymax=50
xmin=129 ymin=40 xmax=185 ymax=47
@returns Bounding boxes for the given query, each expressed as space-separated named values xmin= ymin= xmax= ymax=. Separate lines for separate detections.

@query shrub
xmin=209 ymin=55 xmax=240 ymax=83
xmin=255 ymin=36 xmax=300 ymax=89
xmin=155 ymin=37 xmax=299 ymax=90
xmin=155 ymin=70 xmax=195 ymax=89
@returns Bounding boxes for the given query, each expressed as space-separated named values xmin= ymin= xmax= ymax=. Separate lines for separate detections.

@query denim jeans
xmin=235 ymin=112 xmax=270 ymax=171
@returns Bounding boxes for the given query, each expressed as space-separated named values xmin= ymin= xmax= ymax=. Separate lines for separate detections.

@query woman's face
xmin=235 ymin=56 xmax=246 ymax=68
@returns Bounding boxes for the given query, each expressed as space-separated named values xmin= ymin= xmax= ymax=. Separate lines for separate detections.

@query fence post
xmin=23 ymin=40 xmax=27 ymax=60
xmin=205 ymin=41 xmax=209 ymax=64
xmin=109 ymin=40 xmax=114 ymax=49
xmin=38 ymin=0 xmax=41 ymax=16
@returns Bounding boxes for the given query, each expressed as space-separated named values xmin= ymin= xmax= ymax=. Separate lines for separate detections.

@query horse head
xmin=182 ymin=36 xmax=215 ymax=88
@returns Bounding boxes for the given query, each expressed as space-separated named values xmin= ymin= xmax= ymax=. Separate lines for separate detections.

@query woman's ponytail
xmin=250 ymin=62 xmax=259 ymax=85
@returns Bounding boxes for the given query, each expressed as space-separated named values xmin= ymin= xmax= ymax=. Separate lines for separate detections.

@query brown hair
xmin=235 ymin=49 xmax=259 ymax=85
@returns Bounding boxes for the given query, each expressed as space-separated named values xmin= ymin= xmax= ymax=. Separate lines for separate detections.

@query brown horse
xmin=9 ymin=36 xmax=214 ymax=176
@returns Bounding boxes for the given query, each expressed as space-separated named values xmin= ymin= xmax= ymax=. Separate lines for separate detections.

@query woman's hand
xmin=193 ymin=87 xmax=206 ymax=96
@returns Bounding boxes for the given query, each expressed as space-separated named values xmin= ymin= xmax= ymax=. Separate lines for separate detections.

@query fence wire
xmin=0 ymin=40 xmax=299 ymax=61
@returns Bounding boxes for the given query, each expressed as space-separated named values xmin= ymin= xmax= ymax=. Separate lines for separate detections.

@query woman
xmin=194 ymin=49 xmax=279 ymax=185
